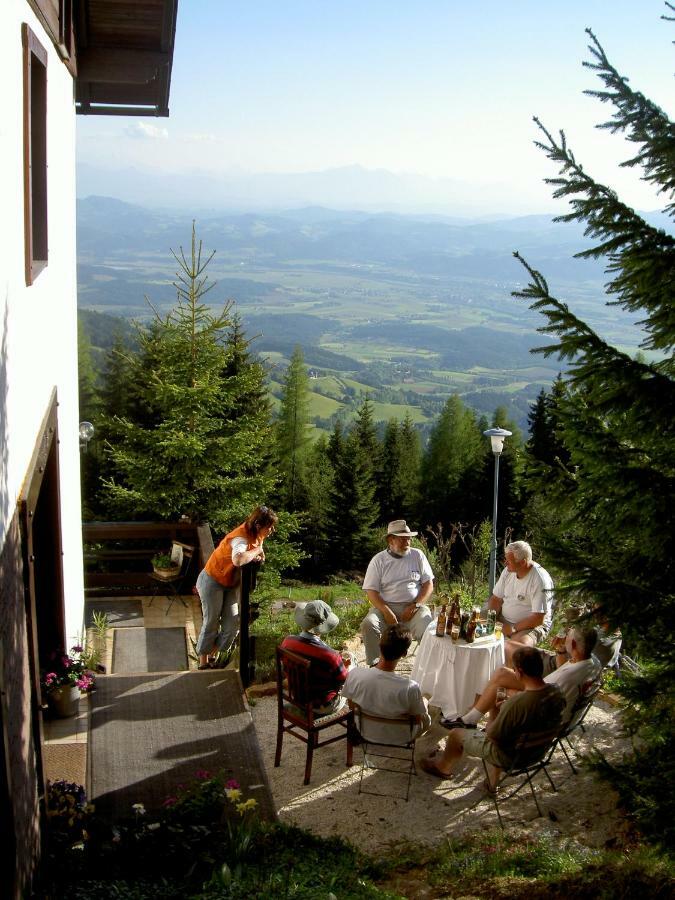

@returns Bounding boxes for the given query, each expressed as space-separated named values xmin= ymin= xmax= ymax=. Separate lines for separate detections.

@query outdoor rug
xmin=85 ymin=598 xmax=144 ymax=629
xmin=112 ymin=627 xmax=188 ymax=673
xmin=89 ymin=671 xmax=276 ymax=822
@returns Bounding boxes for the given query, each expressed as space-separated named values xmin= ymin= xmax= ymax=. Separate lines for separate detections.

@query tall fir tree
xmin=351 ymin=397 xmax=382 ymax=521
xmin=275 ymin=345 xmax=311 ymax=510
xmin=326 ymin=431 xmax=378 ymax=571
xmin=514 ymin=21 xmax=675 ymax=846
xmin=101 ymin=226 xmax=276 ymax=530
xmin=419 ymin=394 xmax=484 ymax=530
xmin=379 ymin=415 xmax=421 ymax=522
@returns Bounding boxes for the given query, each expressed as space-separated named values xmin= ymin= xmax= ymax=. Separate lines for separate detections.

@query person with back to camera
xmin=360 ymin=520 xmax=434 ymax=666
xmin=280 ymin=599 xmax=351 ymax=715
xmin=195 ymin=505 xmax=278 ymax=669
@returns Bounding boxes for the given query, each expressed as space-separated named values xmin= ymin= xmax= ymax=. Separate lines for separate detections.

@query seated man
xmin=487 ymin=540 xmax=554 ymax=666
xmin=343 ymin=624 xmax=431 ymax=744
xmin=421 ymin=646 xmax=565 ymax=782
xmin=361 ymin=520 xmax=434 ymax=666
xmin=443 ymin=625 xmax=600 ymax=730
xmin=280 ymin=600 xmax=350 ymax=715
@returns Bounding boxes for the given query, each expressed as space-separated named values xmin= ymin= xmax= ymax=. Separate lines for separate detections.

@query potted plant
xmin=41 ymin=646 xmax=95 ymax=718
xmin=152 ymin=551 xmax=180 ymax=578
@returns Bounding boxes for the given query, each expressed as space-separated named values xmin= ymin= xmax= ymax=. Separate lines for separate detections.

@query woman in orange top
xmin=195 ymin=505 xmax=278 ymax=669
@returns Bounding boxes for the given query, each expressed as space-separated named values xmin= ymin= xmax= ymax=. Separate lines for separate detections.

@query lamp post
xmin=483 ymin=427 xmax=512 ymax=594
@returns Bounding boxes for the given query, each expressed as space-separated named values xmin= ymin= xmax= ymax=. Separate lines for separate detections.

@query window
xmin=22 ymin=24 xmax=48 ymax=286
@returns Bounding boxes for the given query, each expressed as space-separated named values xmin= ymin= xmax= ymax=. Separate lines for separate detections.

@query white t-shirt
xmin=362 ymin=548 xmax=434 ymax=614
xmin=493 ymin=562 xmax=554 ymax=631
xmin=545 ymin=657 xmax=600 ymax=722
xmin=343 ymin=667 xmax=430 ymax=744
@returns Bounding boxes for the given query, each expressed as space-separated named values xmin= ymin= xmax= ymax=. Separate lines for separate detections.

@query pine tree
xmin=101 ymin=226 xmax=275 ymax=529
xmin=275 ymin=345 xmax=311 ymax=510
xmin=514 ymin=20 xmax=675 ymax=846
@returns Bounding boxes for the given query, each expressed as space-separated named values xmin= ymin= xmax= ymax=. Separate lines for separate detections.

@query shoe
xmin=421 ymin=758 xmax=454 ymax=780
xmin=440 ymin=716 xmax=476 ymax=730
xmin=197 ymin=662 xmax=213 ymax=670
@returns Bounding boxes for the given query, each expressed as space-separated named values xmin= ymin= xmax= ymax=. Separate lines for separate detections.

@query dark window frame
xmin=22 ymin=24 xmax=49 ymax=286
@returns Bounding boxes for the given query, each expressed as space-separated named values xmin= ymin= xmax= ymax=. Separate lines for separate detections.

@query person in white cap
xmin=360 ymin=520 xmax=434 ymax=666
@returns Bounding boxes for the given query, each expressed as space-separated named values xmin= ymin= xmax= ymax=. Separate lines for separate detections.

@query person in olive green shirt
xmin=421 ymin=646 xmax=565 ymax=785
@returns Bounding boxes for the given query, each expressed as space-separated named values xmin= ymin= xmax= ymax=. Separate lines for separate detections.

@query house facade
xmin=0 ymin=3 xmax=177 ymax=895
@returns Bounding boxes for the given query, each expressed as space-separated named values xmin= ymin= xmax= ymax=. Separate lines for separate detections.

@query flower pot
xmin=153 ymin=564 xmax=180 ymax=578
xmin=48 ymin=685 xmax=80 ymax=718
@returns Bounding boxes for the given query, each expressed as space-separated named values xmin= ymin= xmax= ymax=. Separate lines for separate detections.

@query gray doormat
xmin=89 ymin=671 xmax=276 ymax=822
xmin=112 ymin=627 xmax=188 ymax=673
xmin=85 ymin=598 xmax=144 ymax=628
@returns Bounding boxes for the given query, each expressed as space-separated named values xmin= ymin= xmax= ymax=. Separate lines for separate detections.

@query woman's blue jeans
xmin=195 ymin=569 xmax=240 ymax=656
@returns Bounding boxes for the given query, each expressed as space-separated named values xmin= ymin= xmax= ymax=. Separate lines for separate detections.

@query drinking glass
xmin=493 ymin=621 xmax=503 ymax=640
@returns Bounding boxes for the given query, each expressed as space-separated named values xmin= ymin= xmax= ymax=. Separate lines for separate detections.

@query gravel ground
xmin=248 ymin=639 xmax=631 ymax=856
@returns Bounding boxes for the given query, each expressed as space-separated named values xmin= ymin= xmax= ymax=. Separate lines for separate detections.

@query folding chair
xmin=149 ymin=542 xmax=196 ymax=615
xmin=350 ymin=701 xmax=420 ymax=801
xmin=547 ymin=678 xmax=603 ymax=783
xmin=274 ymin=646 xmax=354 ymax=785
xmin=482 ymin=725 xmax=560 ymax=828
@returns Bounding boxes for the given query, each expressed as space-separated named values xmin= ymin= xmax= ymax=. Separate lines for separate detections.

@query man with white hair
xmin=487 ymin=540 xmax=554 ymax=665
xmin=360 ymin=520 xmax=434 ymax=666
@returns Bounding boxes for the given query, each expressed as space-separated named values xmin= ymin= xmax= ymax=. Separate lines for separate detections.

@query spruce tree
xmin=101 ymin=226 xmax=275 ymax=530
xmin=419 ymin=394 xmax=484 ymax=529
xmin=515 ymin=20 xmax=675 ymax=846
xmin=326 ymin=431 xmax=378 ymax=571
xmin=379 ymin=415 xmax=421 ymax=522
xmin=351 ymin=397 xmax=382 ymax=520
xmin=275 ymin=345 xmax=311 ymax=510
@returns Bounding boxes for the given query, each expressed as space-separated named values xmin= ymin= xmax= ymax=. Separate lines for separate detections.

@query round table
xmin=411 ymin=621 xmax=505 ymax=718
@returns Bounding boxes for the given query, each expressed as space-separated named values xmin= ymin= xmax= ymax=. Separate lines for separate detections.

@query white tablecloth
xmin=411 ymin=622 xmax=505 ymax=718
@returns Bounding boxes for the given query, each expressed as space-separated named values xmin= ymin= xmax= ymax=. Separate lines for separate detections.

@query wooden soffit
xmin=75 ymin=1 xmax=178 ymax=117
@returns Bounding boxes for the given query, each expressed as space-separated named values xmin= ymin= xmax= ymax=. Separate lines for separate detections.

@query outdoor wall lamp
xmin=79 ymin=421 xmax=95 ymax=453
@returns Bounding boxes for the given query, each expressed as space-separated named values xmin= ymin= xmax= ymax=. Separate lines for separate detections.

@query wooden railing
xmin=83 ymin=521 xmax=209 ymax=594
xmin=82 ymin=520 xmax=258 ymax=686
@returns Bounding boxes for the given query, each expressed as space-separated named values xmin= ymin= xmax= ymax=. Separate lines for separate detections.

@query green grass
xmin=307 ymin=390 xmax=343 ymax=417
xmin=420 ymin=829 xmax=675 ymax=899
xmin=370 ymin=401 xmax=430 ymax=423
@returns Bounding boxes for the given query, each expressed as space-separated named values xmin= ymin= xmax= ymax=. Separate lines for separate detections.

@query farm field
xmin=77 ymin=197 xmax=655 ymax=432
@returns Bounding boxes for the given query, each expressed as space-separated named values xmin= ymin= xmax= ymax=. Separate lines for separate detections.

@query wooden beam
xmin=77 ymin=48 xmax=169 ymax=83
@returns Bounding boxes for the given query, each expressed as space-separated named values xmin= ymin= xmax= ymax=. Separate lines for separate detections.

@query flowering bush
xmin=45 ymin=780 xmax=94 ymax=850
xmin=41 ymin=645 xmax=95 ymax=694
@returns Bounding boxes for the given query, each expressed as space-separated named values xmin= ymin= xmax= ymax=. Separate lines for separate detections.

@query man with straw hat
xmin=360 ymin=520 xmax=434 ymax=666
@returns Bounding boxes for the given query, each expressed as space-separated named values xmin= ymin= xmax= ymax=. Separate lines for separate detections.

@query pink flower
xmin=195 ymin=769 xmax=211 ymax=780
xmin=225 ymin=779 xmax=240 ymax=790
xmin=162 ymin=796 xmax=178 ymax=807
xmin=62 ymin=656 xmax=72 ymax=668
xmin=71 ymin=645 xmax=83 ymax=653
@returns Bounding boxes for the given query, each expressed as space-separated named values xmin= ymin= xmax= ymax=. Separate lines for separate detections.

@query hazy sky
xmin=77 ymin=0 xmax=674 ymax=214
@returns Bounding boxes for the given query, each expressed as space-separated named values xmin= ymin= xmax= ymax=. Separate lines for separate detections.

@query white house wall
xmin=0 ymin=1 xmax=84 ymax=645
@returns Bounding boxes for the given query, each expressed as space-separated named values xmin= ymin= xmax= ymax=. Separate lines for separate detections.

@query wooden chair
xmin=149 ymin=542 xmax=196 ymax=615
xmin=483 ymin=725 xmax=560 ymax=828
xmin=274 ymin=646 xmax=354 ymax=785
xmin=547 ymin=677 xmax=603 ymax=783
xmin=350 ymin=701 xmax=421 ymax=801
